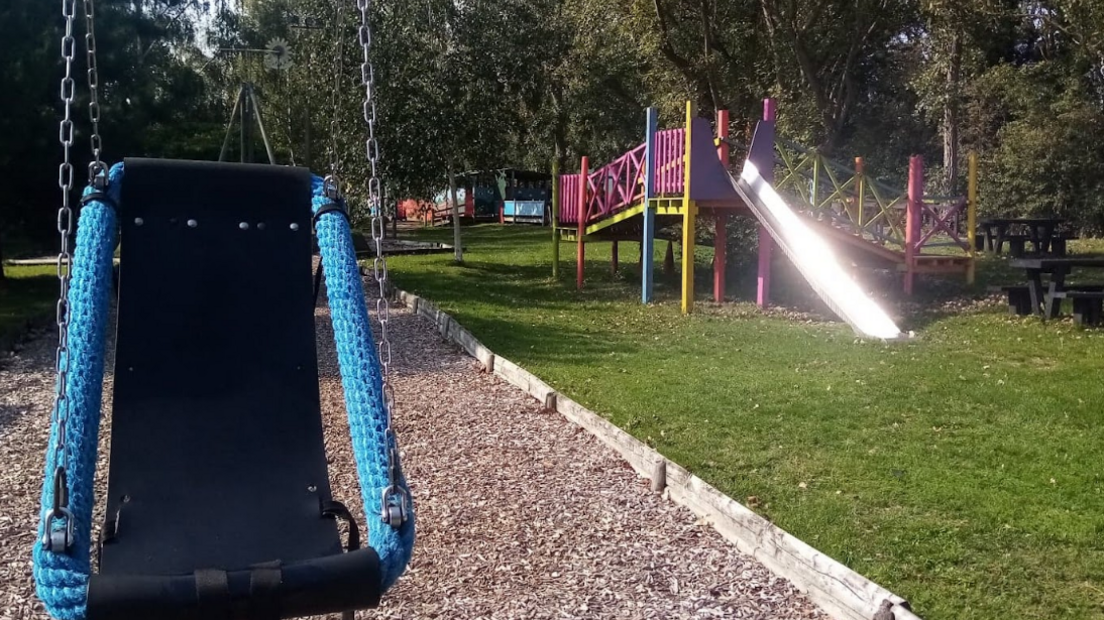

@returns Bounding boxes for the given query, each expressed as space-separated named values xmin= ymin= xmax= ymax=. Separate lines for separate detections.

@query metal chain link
xmin=357 ymin=0 xmax=408 ymax=529
xmin=83 ymin=0 xmax=106 ymax=183
xmin=43 ymin=0 xmax=81 ymax=553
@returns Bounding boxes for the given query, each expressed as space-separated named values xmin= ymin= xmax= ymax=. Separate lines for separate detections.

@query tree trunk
xmin=382 ymin=185 xmax=390 ymax=240
xmin=448 ymin=161 xmax=464 ymax=263
xmin=653 ymin=0 xmax=716 ymax=112
xmin=303 ymin=108 xmax=311 ymax=171
xmin=943 ymin=30 xmax=962 ymax=194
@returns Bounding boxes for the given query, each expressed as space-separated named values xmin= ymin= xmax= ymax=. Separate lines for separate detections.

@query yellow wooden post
xmin=967 ymin=151 xmax=978 ymax=285
xmin=681 ymin=100 xmax=696 ymax=315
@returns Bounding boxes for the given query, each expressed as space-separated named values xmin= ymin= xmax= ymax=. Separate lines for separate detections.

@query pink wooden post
xmin=905 ymin=155 xmax=922 ymax=295
xmin=714 ymin=109 xmax=730 ymax=303
xmin=756 ymin=99 xmax=776 ymax=308
xmin=578 ymin=157 xmax=589 ymax=290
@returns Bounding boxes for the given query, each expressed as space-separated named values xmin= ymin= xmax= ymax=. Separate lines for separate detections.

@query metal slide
xmin=728 ymin=161 xmax=908 ymax=341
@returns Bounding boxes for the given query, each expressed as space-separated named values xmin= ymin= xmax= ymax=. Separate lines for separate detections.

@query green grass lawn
xmin=385 ymin=224 xmax=1104 ymax=620
xmin=1 ymin=264 xmax=56 ymax=343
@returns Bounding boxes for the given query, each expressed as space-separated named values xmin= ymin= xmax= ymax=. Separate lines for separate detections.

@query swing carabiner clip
xmin=41 ymin=507 xmax=75 ymax=553
xmin=323 ymin=175 xmax=341 ymax=201
xmin=88 ymin=161 xmax=108 ymax=190
xmin=380 ymin=485 xmax=410 ymax=529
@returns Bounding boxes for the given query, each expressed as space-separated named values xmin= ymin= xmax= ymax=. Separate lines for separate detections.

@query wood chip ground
xmin=0 ymin=273 xmax=828 ymax=620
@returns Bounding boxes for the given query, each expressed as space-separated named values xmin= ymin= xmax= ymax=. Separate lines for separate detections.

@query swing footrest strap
xmin=86 ymin=548 xmax=382 ymax=620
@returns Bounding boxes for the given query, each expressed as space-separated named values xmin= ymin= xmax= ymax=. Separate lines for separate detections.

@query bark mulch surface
xmin=1 ymin=279 xmax=827 ymax=620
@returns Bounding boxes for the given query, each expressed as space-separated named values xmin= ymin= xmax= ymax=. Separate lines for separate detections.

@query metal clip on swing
xmin=380 ymin=487 xmax=409 ymax=529
xmin=380 ymin=434 xmax=409 ymax=529
xmin=323 ymin=175 xmax=341 ymax=201
xmin=314 ymin=175 xmax=349 ymax=224
xmin=89 ymin=161 xmax=108 ymax=190
xmin=42 ymin=468 xmax=74 ymax=553
xmin=81 ymin=164 xmax=115 ymax=210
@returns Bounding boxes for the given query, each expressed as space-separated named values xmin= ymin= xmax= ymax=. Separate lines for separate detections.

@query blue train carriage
xmin=456 ymin=168 xmax=552 ymax=224
xmin=499 ymin=169 xmax=553 ymax=225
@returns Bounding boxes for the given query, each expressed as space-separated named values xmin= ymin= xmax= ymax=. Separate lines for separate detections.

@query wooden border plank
xmin=393 ymin=287 xmax=922 ymax=620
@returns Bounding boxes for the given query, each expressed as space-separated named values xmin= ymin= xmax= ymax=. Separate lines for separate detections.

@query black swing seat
xmin=87 ymin=159 xmax=381 ymax=620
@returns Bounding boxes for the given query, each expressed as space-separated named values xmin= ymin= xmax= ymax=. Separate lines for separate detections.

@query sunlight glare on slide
xmin=738 ymin=162 xmax=905 ymax=341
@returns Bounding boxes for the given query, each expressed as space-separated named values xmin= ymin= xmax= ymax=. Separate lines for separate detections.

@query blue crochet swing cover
xmin=32 ymin=165 xmax=414 ymax=620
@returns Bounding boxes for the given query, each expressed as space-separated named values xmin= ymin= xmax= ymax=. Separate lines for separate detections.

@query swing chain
xmin=44 ymin=0 xmax=81 ymax=554
xmin=83 ymin=0 xmax=107 ymax=184
xmin=357 ymin=0 xmax=406 ymax=529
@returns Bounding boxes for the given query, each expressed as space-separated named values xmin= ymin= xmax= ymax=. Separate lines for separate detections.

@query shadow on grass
xmin=395 ymin=223 xmax=1104 ymax=335
xmin=0 ymin=272 xmax=56 ymax=347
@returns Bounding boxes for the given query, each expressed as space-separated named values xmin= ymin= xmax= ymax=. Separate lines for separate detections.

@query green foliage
xmin=968 ymin=62 xmax=1104 ymax=230
xmin=0 ymin=0 xmax=222 ymax=256
xmin=8 ymin=0 xmax=1104 ymax=245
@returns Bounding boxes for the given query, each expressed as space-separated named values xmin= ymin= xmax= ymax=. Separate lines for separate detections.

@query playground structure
xmin=400 ymin=168 xmax=551 ymax=225
xmin=553 ymin=100 xmax=976 ymax=337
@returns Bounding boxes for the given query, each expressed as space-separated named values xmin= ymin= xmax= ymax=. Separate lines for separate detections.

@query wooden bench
xmin=981 ymin=233 xmax=1033 ymax=256
xmin=1003 ymin=234 xmax=1032 ymax=257
xmin=1050 ymin=234 xmax=1079 ymax=257
xmin=1048 ymin=289 xmax=1104 ymax=325
xmin=988 ymin=285 xmax=1033 ymax=316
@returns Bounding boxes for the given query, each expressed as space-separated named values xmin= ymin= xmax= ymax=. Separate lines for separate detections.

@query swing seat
xmin=86 ymin=159 xmax=381 ymax=620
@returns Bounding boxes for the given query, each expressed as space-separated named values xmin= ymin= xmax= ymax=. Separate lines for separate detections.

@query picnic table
xmin=1008 ymin=257 xmax=1104 ymax=322
xmin=978 ymin=217 xmax=1068 ymax=256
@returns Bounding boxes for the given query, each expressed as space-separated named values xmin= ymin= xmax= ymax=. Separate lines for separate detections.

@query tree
xmin=758 ymin=0 xmax=915 ymax=152
xmin=912 ymin=0 xmax=1011 ymax=193
xmin=0 ymin=0 xmax=219 ymax=269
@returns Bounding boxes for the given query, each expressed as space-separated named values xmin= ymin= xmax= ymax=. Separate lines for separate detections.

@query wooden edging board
xmin=392 ymin=286 xmax=922 ymax=620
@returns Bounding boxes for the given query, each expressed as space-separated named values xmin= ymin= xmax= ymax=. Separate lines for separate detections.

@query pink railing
xmin=904 ymin=156 xmax=972 ymax=257
xmin=558 ymin=128 xmax=686 ymax=226
xmin=654 ymin=129 xmax=684 ymax=195
xmin=913 ymin=197 xmax=970 ymax=252
xmin=560 ymin=174 xmax=583 ymax=224
xmin=559 ymin=144 xmax=645 ymax=226
xmin=584 ymin=144 xmax=647 ymax=222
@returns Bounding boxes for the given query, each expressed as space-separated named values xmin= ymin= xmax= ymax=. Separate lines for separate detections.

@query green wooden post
xmin=552 ymin=160 xmax=560 ymax=278
xmin=856 ymin=157 xmax=865 ymax=229
xmin=811 ymin=156 xmax=820 ymax=211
